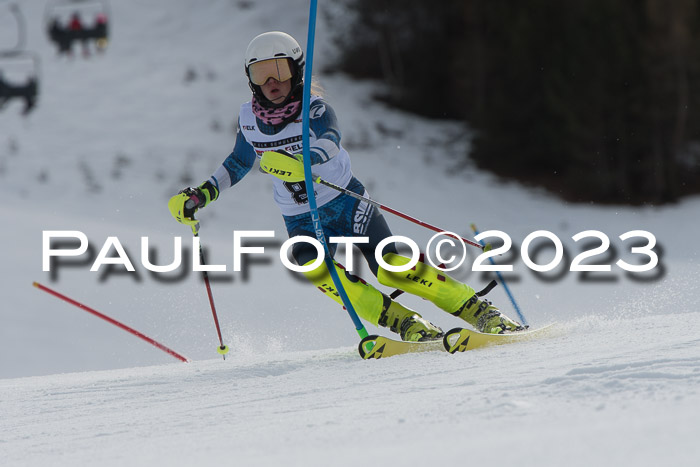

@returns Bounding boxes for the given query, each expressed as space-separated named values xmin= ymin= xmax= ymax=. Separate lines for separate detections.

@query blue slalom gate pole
xmin=471 ymin=224 xmax=529 ymax=327
xmin=302 ymin=0 xmax=368 ymax=339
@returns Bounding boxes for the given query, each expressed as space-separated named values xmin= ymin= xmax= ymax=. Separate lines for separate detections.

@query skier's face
xmin=260 ymin=77 xmax=292 ymax=104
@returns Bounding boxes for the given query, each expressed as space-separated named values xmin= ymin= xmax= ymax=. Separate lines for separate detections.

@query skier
xmin=168 ymin=31 xmax=524 ymax=341
xmin=92 ymin=13 xmax=109 ymax=52
xmin=48 ymin=17 xmax=70 ymax=56
xmin=68 ymin=12 xmax=90 ymax=57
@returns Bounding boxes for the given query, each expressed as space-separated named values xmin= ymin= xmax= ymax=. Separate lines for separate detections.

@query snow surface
xmin=1 ymin=1 xmax=699 ymax=466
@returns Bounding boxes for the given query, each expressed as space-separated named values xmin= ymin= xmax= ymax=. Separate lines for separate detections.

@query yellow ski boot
xmin=452 ymin=294 xmax=524 ymax=334
xmin=378 ymin=295 xmax=443 ymax=342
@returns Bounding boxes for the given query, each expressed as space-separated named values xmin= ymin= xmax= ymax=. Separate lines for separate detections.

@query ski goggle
xmin=247 ymin=58 xmax=293 ymax=86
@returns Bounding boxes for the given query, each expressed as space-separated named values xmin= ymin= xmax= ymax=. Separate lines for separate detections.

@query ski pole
xmin=184 ymin=200 xmax=229 ymax=359
xmin=33 ymin=282 xmax=189 ymax=362
xmin=470 ymin=223 xmax=528 ymax=327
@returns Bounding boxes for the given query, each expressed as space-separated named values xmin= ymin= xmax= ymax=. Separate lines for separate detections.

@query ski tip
xmin=358 ymin=335 xmax=380 ymax=359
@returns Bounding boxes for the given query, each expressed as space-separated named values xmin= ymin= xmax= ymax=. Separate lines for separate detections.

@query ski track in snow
xmin=1 ymin=1 xmax=699 ymax=466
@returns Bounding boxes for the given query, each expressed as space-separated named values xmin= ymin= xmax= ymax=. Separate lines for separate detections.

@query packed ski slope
xmin=2 ymin=313 xmax=699 ymax=467
xmin=1 ymin=1 xmax=699 ymax=466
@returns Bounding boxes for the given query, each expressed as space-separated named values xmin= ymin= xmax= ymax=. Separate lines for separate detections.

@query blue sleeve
xmin=307 ymin=99 xmax=342 ymax=165
xmin=212 ymin=120 xmax=256 ymax=190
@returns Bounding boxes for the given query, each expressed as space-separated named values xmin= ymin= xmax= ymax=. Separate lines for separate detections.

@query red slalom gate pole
xmin=33 ymin=282 xmax=189 ymax=363
xmin=313 ymin=176 xmax=487 ymax=250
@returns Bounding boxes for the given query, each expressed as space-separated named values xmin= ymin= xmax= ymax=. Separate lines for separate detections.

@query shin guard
xmin=377 ymin=252 xmax=475 ymax=315
xmin=301 ymin=259 xmax=384 ymax=325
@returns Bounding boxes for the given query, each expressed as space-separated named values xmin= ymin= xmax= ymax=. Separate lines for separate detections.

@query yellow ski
xmin=358 ymin=325 xmax=557 ymax=359
xmin=443 ymin=324 xmax=557 ymax=354
xmin=358 ymin=335 xmax=444 ymax=359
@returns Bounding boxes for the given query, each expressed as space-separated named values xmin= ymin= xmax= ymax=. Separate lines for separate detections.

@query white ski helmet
xmin=244 ymin=31 xmax=305 ymax=103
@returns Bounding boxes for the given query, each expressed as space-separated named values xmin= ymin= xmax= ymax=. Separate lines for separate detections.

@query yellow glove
xmin=168 ymin=181 xmax=219 ymax=226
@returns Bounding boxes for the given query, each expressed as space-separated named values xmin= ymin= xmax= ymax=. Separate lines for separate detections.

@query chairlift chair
xmin=0 ymin=50 xmax=40 ymax=115
xmin=44 ymin=0 xmax=110 ymax=54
